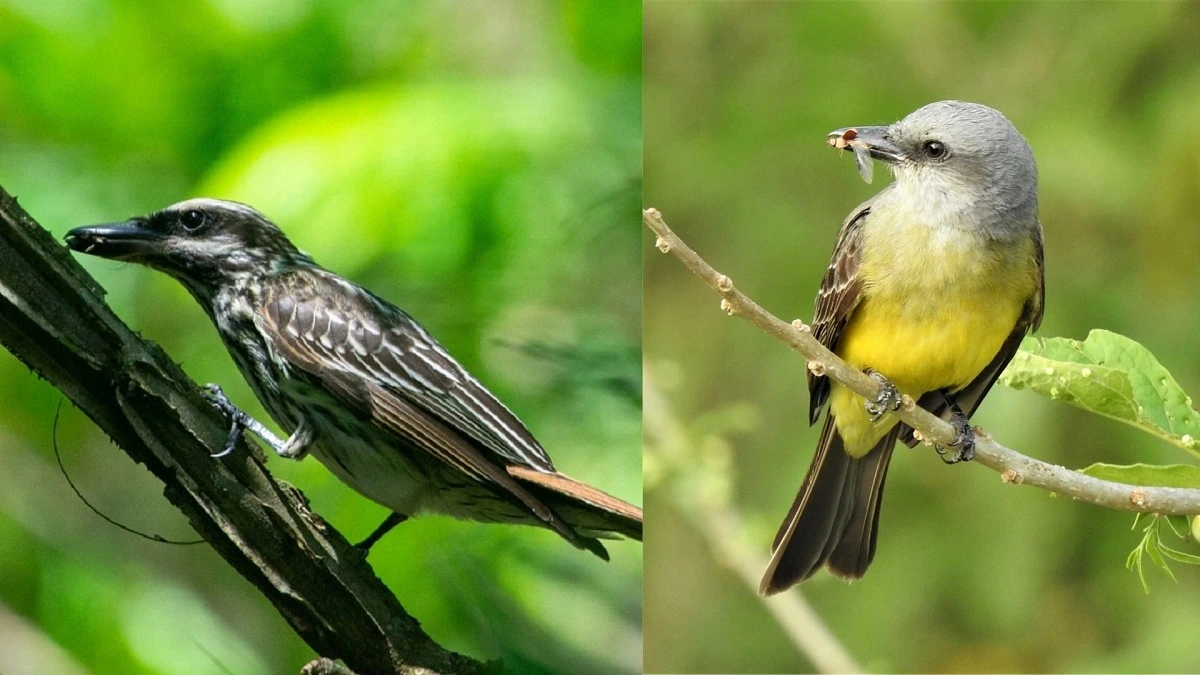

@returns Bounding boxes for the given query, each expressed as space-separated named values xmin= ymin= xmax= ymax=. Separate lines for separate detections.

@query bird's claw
xmin=935 ymin=410 xmax=976 ymax=464
xmin=864 ymin=371 xmax=902 ymax=422
xmin=203 ymin=383 xmax=246 ymax=458
xmin=203 ymin=383 xmax=237 ymax=415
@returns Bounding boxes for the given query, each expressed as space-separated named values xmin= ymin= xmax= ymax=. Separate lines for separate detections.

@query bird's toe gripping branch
xmin=934 ymin=394 xmax=977 ymax=464
xmin=864 ymin=370 xmax=903 ymax=422
xmin=204 ymin=384 xmax=250 ymax=458
xmin=203 ymin=383 xmax=312 ymax=460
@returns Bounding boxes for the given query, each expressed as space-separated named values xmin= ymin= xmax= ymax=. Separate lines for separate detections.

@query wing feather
xmin=260 ymin=272 xmax=556 ymax=472
xmin=256 ymin=270 xmax=597 ymax=545
xmin=807 ymin=201 xmax=872 ymax=423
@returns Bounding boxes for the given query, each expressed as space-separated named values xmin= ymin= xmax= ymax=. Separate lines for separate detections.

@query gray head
xmin=65 ymin=198 xmax=313 ymax=302
xmin=829 ymin=100 xmax=1038 ymax=234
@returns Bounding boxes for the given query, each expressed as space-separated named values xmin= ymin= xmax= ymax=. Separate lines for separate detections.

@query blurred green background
xmin=0 ymin=1 xmax=641 ymax=673
xmin=644 ymin=1 xmax=1200 ymax=674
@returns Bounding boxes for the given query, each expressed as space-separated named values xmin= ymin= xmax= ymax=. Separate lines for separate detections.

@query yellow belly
xmin=829 ymin=220 xmax=1038 ymax=456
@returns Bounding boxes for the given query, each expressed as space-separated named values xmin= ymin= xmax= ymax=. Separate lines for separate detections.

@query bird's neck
xmin=174 ymin=249 xmax=319 ymax=311
xmin=888 ymin=171 xmax=1036 ymax=242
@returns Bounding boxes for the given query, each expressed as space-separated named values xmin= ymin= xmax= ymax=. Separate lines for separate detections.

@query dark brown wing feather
xmin=807 ymin=201 xmax=872 ymax=423
xmin=256 ymin=269 xmax=613 ymax=550
xmin=261 ymin=271 xmax=556 ymax=471
xmin=899 ymin=224 xmax=1046 ymax=446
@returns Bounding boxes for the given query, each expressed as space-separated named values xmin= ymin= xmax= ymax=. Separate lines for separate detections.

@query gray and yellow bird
xmin=761 ymin=101 xmax=1044 ymax=594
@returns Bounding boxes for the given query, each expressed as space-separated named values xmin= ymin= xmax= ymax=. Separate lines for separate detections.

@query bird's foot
xmin=203 ymin=383 xmax=309 ymax=460
xmin=864 ymin=371 xmax=903 ymax=422
xmin=934 ymin=410 xmax=976 ymax=464
xmin=203 ymin=384 xmax=248 ymax=458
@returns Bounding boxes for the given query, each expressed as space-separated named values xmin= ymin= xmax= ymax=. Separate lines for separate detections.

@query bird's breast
xmin=837 ymin=211 xmax=1038 ymax=396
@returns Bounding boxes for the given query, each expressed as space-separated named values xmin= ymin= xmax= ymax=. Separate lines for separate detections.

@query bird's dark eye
xmin=180 ymin=209 xmax=207 ymax=232
xmin=922 ymin=140 xmax=947 ymax=159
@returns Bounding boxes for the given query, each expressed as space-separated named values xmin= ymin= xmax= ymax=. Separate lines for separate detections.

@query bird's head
xmin=829 ymin=100 xmax=1038 ymax=235
xmin=65 ymin=198 xmax=311 ymax=295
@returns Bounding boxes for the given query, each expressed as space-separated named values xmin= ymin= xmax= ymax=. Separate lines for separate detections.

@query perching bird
xmin=760 ymin=101 xmax=1044 ymax=594
xmin=65 ymin=199 xmax=642 ymax=559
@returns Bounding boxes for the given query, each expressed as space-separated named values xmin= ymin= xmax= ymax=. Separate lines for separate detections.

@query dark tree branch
xmin=0 ymin=185 xmax=490 ymax=675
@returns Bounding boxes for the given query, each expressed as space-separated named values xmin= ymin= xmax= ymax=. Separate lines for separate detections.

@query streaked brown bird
xmin=65 ymin=198 xmax=642 ymax=558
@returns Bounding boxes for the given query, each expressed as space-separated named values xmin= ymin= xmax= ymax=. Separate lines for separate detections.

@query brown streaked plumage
xmin=65 ymin=198 xmax=641 ymax=559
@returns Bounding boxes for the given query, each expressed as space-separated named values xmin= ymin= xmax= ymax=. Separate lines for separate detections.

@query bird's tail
xmin=508 ymin=466 xmax=643 ymax=559
xmin=759 ymin=414 xmax=897 ymax=595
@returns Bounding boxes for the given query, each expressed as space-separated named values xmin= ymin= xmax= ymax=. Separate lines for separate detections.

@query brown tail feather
xmin=508 ymin=466 xmax=643 ymax=543
xmin=759 ymin=414 xmax=897 ymax=595
xmin=827 ymin=438 xmax=894 ymax=579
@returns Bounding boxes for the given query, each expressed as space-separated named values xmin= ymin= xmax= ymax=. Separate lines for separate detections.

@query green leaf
xmin=1076 ymin=463 xmax=1200 ymax=489
xmin=1163 ymin=515 xmax=1189 ymax=538
xmin=1130 ymin=542 xmax=1149 ymax=593
xmin=1123 ymin=514 xmax=1200 ymax=591
xmin=1159 ymin=542 xmax=1200 ymax=565
xmin=1002 ymin=330 xmax=1200 ymax=459
xmin=1143 ymin=530 xmax=1175 ymax=581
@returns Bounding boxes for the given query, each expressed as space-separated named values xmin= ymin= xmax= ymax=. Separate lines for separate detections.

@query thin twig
xmin=644 ymin=207 xmax=1200 ymax=516
xmin=52 ymin=399 xmax=203 ymax=545
xmin=644 ymin=375 xmax=863 ymax=673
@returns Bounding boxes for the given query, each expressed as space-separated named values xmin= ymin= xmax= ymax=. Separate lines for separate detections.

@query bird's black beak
xmin=64 ymin=221 xmax=166 ymax=261
xmin=827 ymin=125 xmax=904 ymax=163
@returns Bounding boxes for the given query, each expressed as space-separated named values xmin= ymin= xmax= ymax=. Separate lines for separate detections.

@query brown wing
xmin=807 ymin=199 xmax=874 ymax=424
xmin=899 ymin=224 xmax=1046 ymax=446
xmin=262 ymin=271 xmax=556 ymax=472
xmin=256 ymin=269 xmax=597 ymax=548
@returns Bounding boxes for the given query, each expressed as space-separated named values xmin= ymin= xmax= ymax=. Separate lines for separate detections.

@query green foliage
xmin=1003 ymin=331 xmax=1200 ymax=459
xmin=1004 ymin=330 xmax=1200 ymax=593
xmin=1126 ymin=514 xmax=1200 ymax=592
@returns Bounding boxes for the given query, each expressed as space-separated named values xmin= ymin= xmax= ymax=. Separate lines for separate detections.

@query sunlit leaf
xmin=1002 ymin=330 xmax=1200 ymax=459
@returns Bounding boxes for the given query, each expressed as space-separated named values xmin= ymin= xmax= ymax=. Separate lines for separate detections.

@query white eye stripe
xmin=165 ymin=198 xmax=264 ymax=221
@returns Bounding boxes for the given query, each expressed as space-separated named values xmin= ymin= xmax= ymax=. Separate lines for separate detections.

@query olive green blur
xmin=645 ymin=1 xmax=1200 ymax=673
xmin=0 ymin=2 xmax=641 ymax=674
